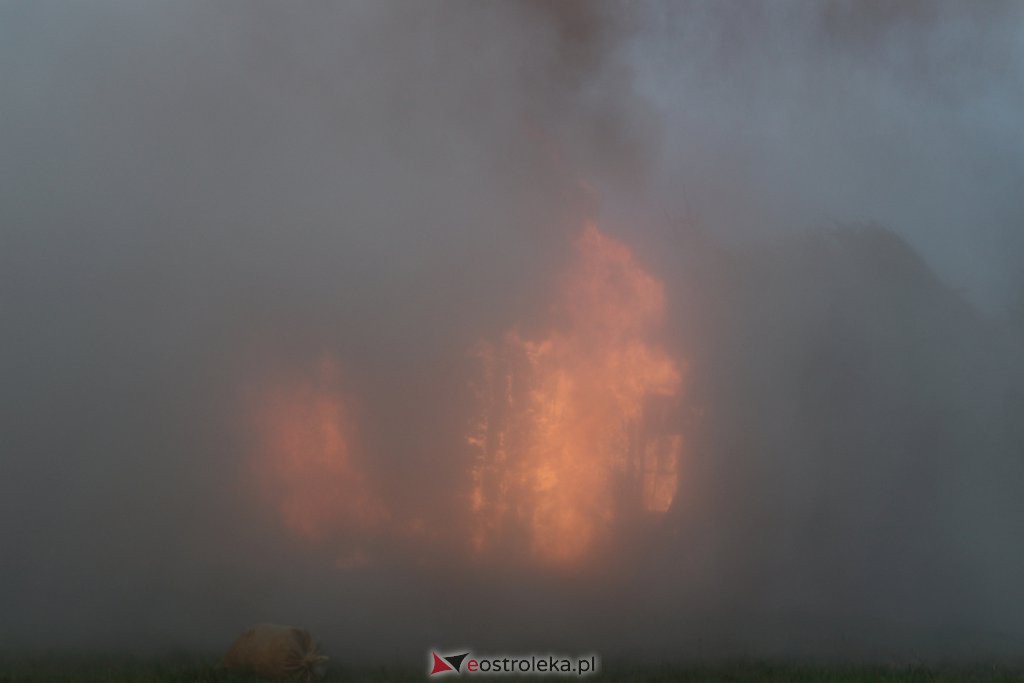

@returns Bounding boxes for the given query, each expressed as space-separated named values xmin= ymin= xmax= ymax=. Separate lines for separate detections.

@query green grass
xmin=2 ymin=657 xmax=1024 ymax=683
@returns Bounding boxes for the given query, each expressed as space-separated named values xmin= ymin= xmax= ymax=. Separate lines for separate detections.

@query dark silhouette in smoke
xmin=656 ymin=223 xmax=1024 ymax=658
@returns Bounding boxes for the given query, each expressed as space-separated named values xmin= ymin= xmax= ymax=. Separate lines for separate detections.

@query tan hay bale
xmin=222 ymin=623 xmax=328 ymax=681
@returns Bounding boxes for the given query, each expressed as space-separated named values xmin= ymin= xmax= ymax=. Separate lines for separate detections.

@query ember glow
xmin=468 ymin=224 xmax=686 ymax=567
xmin=252 ymin=225 xmax=686 ymax=569
xmin=251 ymin=359 xmax=385 ymax=540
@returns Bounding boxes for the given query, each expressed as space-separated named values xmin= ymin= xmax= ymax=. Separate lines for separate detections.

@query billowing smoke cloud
xmin=1 ymin=0 xmax=1023 ymax=664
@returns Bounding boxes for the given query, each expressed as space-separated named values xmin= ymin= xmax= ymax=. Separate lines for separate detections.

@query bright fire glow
xmin=251 ymin=358 xmax=386 ymax=540
xmin=467 ymin=224 xmax=686 ymax=567
xmin=251 ymin=226 xmax=685 ymax=568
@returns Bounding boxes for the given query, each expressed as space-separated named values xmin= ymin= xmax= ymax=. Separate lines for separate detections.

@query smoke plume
xmin=1 ymin=0 xmax=1023 ymax=663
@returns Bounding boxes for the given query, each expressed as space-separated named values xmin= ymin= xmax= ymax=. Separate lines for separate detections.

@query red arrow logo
xmin=430 ymin=651 xmax=454 ymax=675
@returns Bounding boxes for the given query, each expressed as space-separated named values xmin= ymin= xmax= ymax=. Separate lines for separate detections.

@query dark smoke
xmin=1 ymin=0 xmax=1023 ymax=664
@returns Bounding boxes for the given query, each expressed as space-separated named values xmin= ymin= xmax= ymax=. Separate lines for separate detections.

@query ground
xmin=2 ymin=657 xmax=1024 ymax=683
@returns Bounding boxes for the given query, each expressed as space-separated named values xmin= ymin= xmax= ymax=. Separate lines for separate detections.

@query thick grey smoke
xmin=1 ymin=0 xmax=1022 ymax=664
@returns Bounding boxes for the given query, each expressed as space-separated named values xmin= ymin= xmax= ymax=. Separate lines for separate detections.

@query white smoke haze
xmin=1 ymin=0 xmax=1023 ymax=665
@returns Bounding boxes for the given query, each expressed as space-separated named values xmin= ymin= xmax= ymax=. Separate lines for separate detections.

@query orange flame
xmin=251 ymin=358 xmax=386 ymax=540
xmin=468 ymin=224 xmax=686 ymax=567
xmin=250 ymin=226 xmax=685 ymax=570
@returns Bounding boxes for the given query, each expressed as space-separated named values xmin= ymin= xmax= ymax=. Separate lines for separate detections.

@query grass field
xmin=3 ymin=657 xmax=1024 ymax=683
